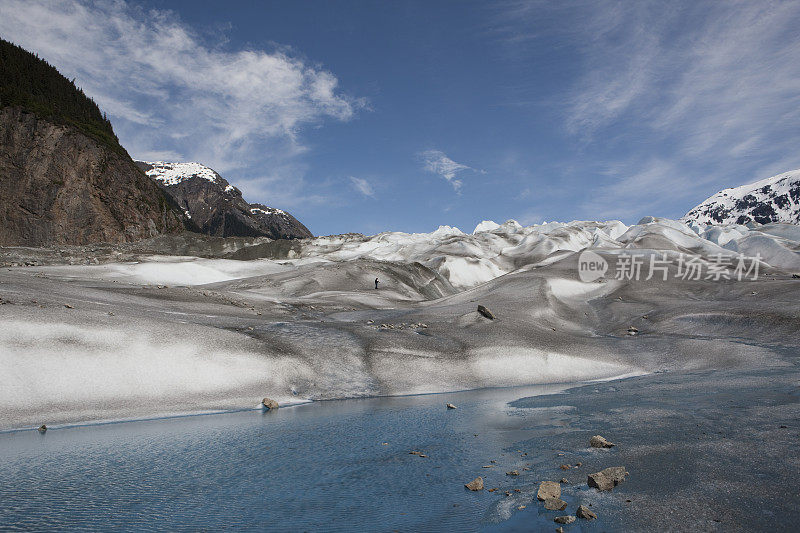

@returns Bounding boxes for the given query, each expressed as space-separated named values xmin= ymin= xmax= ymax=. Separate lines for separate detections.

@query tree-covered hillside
xmin=0 ymin=37 xmax=124 ymax=154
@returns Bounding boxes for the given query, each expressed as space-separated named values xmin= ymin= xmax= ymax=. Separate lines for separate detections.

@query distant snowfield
xmin=39 ymin=256 xmax=295 ymax=286
xmin=3 ymin=216 xmax=800 ymax=428
xmin=39 ymin=217 xmax=800 ymax=289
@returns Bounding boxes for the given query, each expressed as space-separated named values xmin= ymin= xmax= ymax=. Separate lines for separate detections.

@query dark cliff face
xmin=0 ymin=107 xmax=186 ymax=246
xmin=135 ymin=161 xmax=313 ymax=240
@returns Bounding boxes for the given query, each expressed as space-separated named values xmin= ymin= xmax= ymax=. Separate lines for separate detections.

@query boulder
xmin=589 ymin=435 xmax=615 ymax=448
xmin=37 ymin=425 xmax=47 ymax=433
xmin=261 ymin=398 xmax=279 ymax=410
xmin=506 ymin=470 xmax=519 ymax=476
xmin=576 ymin=505 xmax=597 ymax=520
xmin=537 ymin=481 xmax=561 ymax=501
xmin=477 ymin=305 xmax=495 ymax=320
xmin=554 ymin=516 xmax=576 ymax=524
xmin=465 ymin=477 xmax=484 ymax=491
xmin=793 ymin=273 xmax=800 ymax=279
xmin=544 ymin=498 xmax=567 ymax=511
xmin=588 ymin=466 xmax=628 ymax=491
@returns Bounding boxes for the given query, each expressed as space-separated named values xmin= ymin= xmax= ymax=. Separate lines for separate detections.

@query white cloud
xmin=349 ymin=176 xmax=375 ymax=198
xmin=492 ymin=0 xmax=800 ymax=219
xmin=561 ymin=1 xmax=800 ymax=149
xmin=0 ymin=0 xmax=365 ymax=204
xmin=419 ymin=150 xmax=482 ymax=192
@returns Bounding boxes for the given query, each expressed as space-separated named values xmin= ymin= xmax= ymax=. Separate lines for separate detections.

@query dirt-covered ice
xmin=1 ymin=216 xmax=799 ymax=428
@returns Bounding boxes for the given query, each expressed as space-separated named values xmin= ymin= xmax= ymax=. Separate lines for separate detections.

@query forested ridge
xmin=0 ymin=37 xmax=125 ymax=155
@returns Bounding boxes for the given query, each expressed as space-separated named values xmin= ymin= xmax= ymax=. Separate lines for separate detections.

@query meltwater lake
xmin=0 ymin=382 xmax=603 ymax=532
xmin=3 ymin=364 xmax=798 ymax=532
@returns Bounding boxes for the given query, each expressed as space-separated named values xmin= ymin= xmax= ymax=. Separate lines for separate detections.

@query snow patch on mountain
xmin=251 ymin=206 xmax=287 ymax=217
xmin=683 ymin=169 xmax=800 ymax=226
xmin=142 ymin=161 xmax=224 ymax=187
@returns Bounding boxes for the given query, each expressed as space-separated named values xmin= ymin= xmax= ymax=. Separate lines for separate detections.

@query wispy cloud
xmin=349 ymin=176 xmax=375 ymax=198
xmin=580 ymin=159 xmax=701 ymax=221
xmin=419 ymin=150 xmax=483 ymax=192
xmin=492 ymin=0 xmax=800 ymax=220
xmin=516 ymin=211 xmax=543 ymax=226
xmin=0 ymin=0 xmax=365 ymax=209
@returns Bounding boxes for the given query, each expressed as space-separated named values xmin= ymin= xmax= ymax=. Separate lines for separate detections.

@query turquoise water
xmin=0 ymin=384 xmax=579 ymax=532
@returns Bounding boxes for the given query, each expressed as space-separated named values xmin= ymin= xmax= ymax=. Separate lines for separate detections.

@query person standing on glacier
xmin=375 ymin=277 xmax=379 ymax=289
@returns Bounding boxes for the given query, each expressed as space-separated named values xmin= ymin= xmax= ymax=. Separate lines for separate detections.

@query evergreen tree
xmin=0 ymin=37 xmax=126 ymax=155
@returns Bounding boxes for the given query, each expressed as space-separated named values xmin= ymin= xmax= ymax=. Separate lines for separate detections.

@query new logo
xmin=578 ymin=250 xmax=608 ymax=282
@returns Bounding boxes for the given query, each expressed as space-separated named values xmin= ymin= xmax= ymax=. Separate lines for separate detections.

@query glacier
xmin=1 ymin=216 xmax=799 ymax=429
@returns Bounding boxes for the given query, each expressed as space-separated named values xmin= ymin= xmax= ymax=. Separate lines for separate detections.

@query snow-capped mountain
xmin=136 ymin=161 xmax=312 ymax=240
xmin=683 ymin=169 xmax=800 ymax=226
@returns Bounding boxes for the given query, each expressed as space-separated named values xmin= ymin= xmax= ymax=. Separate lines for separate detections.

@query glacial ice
xmin=2 ymin=216 xmax=799 ymax=428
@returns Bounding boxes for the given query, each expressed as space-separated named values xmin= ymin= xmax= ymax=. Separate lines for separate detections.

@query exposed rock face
xmin=588 ymin=466 xmax=628 ymax=491
xmin=136 ymin=161 xmax=312 ymax=240
xmin=0 ymin=108 xmax=186 ymax=246
xmin=683 ymin=169 xmax=800 ymax=225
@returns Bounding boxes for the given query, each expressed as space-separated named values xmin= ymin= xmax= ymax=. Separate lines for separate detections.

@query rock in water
xmin=576 ymin=505 xmax=597 ymax=520
xmin=793 ymin=273 xmax=800 ymax=279
xmin=261 ymin=398 xmax=279 ymax=410
xmin=465 ymin=477 xmax=484 ymax=491
xmin=588 ymin=466 xmax=628 ymax=491
xmin=554 ymin=516 xmax=576 ymax=525
xmin=446 ymin=403 xmax=457 ymax=409
xmin=37 ymin=425 xmax=47 ymax=433
xmin=477 ymin=305 xmax=495 ymax=320
xmin=590 ymin=435 xmax=615 ymax=448
xmin=537 ymin=481 xmax=561 ymax=501
xmin=544 ymin=498 xmax=567 ymax=511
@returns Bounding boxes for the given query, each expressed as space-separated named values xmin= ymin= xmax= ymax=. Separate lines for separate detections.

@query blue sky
xmin=2 ymin=0 xmax=800 ymax=236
